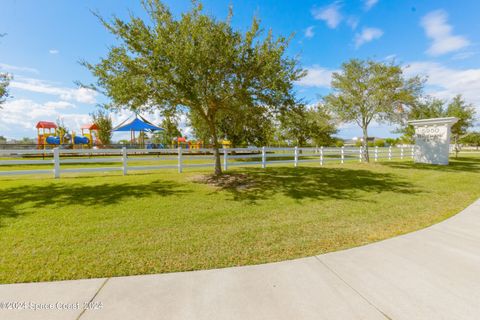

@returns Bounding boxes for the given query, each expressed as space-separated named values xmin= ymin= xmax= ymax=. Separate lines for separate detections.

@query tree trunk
xmin=297 ymin=138 xmax=305 ymax=154
xmin=213 ymin=144 xmax=222 ymax=175
xmin=362 ymin=126 xmax=370 ymax=162
xmin=454 ymin=135 xmax=459 ymax=158
xmin=209 ymin=124 xmax=222 ymax=175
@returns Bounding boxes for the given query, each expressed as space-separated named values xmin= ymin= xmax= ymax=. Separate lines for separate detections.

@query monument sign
xmin=407 ymin=117 xmax=458 ymax=165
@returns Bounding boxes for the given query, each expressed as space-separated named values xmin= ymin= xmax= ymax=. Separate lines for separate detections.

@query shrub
xmin=335 ymin=140 xmax=345 ymax=147
xmin=374 ymin=139 xmax=386 ymax=147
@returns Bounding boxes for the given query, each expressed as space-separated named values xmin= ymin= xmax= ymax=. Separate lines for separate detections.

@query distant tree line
xmin=461 ymin=132 xmax=480 ymax=150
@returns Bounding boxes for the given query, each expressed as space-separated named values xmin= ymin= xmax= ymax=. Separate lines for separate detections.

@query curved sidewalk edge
xmin=1 ymin=199 xmax=480 ymax=320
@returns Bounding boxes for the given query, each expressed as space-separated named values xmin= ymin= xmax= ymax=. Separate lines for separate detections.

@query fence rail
xmin=0 ymin=146 xmax=415 ymax=179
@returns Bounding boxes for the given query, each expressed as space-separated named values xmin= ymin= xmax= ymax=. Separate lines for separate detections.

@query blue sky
xmin=1 ymin=0 xmax=479 ymax=140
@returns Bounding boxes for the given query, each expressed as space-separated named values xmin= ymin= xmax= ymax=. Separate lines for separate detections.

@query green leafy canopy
xmin=0 ymin=33 xmax=10 ymax=107
xmin=324 ymin=59 xmax=424 ymax=161
xmin=400 ymin=94 xmax=476 ymax=151
xmin=91 ymin=109 xmax=113 ymax=145
xmin=82 ymin=0 xmax=304 ymax=174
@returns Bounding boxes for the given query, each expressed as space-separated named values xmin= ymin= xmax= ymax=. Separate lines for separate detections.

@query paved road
xmin=1 ymin=199 xmax=480 ymax=320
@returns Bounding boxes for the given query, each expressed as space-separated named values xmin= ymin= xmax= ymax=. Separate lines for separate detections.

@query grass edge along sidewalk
xmin=0 ymin=155 xmax=478 ymax=284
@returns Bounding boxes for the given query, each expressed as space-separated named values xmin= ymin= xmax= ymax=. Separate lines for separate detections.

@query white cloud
xmin=178 ymin=114 xmax=193 ymax=137
xmin=10 ymin=77 xmax=97 ymax=104
xmin=0 ymin=63 xmax=39 ymax=74
xmin=346 ymin=16 xmax=359 ymax=30
xmin=71 ymin=87 xmax=97 ymax=104
xmin=312 ymin=2 xmax=343 ymax=29
xmin=49 ymin=49 xmax=59 ymax=55
xmin=421 ymin=10 xmax=470 ymax=56
xmin=384 ymin=54 xmax=397 ymax=61
xmin=452 ymin=51 xmax=476 ymax=60
xmin=364 ymin=0 xmax=378 ymax=11
xmin=0 ymin=99 xmax=88 ymax=135
xmin=44 ymin=101 xmax=76 ymax=110
xmin=405 ymin=61 xmax=480 ymax=107
xmin=354 ymin=27 xmax=383 ymax=48
xmin=304 ymin=26 xmax=315 ymax=38
xmin=296 ymin=66 xmax=336 ymax=88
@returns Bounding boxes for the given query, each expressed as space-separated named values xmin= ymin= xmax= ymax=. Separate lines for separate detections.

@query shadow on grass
xmin=0 ymin=180 xmax=190 ymax=227
xmin=380 ymin=157 xmax=480 ymax=173
xmin=199 ymin=166 xmax=419 ymax=203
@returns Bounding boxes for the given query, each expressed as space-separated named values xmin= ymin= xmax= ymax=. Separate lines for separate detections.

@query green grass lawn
xmin=0 ymin=155 xmax=479 ymax=284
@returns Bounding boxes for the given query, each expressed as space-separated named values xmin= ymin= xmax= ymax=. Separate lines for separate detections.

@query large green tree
xmin=82 ymin=0 xmax=303 ymax=174
xmin=218 ymin=105 xmax=274 ymax=148
xmin=324 ymin=59 xmax=423 ymax=161
xmin=446 ymin=95 xmax=476 ymax=157
xmin=278 ymin=104 xmax=337 ymax=146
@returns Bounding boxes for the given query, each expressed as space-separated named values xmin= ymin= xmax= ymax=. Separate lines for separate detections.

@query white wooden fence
xmin=0 ymin=146 xmax=415 ymax=179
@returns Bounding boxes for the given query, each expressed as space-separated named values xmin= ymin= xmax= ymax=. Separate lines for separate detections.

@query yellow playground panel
xmin=80 ymin=123 xmax=100 ymax=147
xmin=189 ymin=140 xmax=203 ymax=149
xmin=221 ymin=140 xmax=231 ymax=148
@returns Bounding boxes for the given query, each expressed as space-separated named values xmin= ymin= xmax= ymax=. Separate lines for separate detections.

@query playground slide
xmin=74 ymin=136 xmax=90 ymax=145
xmin=45 ymin=136 xmax=90 ymax=145
xmin=45 ymin=136 xmax=61 ymax=145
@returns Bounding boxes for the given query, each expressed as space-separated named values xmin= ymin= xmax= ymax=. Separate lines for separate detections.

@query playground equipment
xmin=221 ymin=140 xmax=231 ymax=148
xmin=36 ymin=121 xmax=94 ymax=149
xmin=171 ymin=138 xmax=227 ymax=149
xmin=171 ymin=137 xmax=204 ymax=149
xmin=172 ymin=137 xmax=188 ymax=148
xmin=113 ymin=114 xmax=164 ymax=147
xmin=80 ymin=123 xmax=100 ymax=147
xmin=36 ymin=121 xmax=58 ymax=148
xmin=189 ymin=140 xmax=203 ymax=150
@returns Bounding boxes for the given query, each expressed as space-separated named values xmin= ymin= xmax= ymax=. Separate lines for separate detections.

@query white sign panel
xmin=408 ymin=117 xmax=458 ymax=165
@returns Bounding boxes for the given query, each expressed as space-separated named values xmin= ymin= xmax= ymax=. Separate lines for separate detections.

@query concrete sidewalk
xmin=1 ymin=199 xmax=480 ymax=320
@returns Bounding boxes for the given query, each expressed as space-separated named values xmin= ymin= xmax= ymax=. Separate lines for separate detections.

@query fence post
xmin=178 ymin=146 xmax=183 ymax=173
xmin=359 ymin=146 xmax=362 ymax=162
xmin=411 ymin=145 xmax=415 ymax=159
xmin=341 ymin=146 xmax=344 ymax=164
xmin=262 ymin=146 xmax=266 ymax=169
xmin=400 ymin=147 xmax=404 ymax=160
xmin=122 ymin=147 xmax=128 ymax=175
xmin=375 ymin=146 xmax=378 ymax=162
xmin=388 ymin=146 xmax=392 ymax=160
xmin=53 ymin=147 xmax=60 ymax=179
xmin=320 ymin=146 xmax=324 ymax=166
xmin=294 ymin=146 xmax=298 ymax=167
xmin=223 ymin=147 xmax=228 ymax=171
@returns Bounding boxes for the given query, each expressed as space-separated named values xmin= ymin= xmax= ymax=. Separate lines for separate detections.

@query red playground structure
xmin=36 ymin=121 xmax=58 ymax=148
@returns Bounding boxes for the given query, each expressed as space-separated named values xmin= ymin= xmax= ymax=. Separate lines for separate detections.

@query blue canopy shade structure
xmin=113 ymin=115 xmax=164 ymax=132
xmin=113 ymin=115 xmax=164 ymax=146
